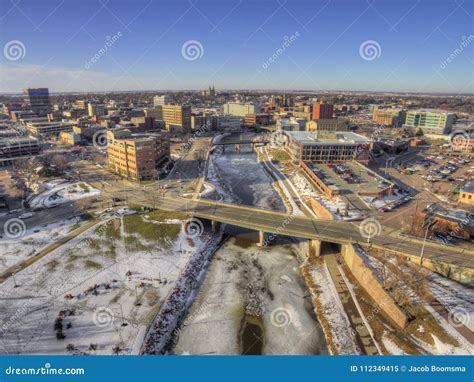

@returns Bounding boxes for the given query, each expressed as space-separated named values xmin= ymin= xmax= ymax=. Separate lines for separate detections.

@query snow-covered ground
xmin=362 ymin=192 xmax=405 ymax=209
xmin=0 ymin=217 xmax=81 ymax=273
xmin=289 ymin=172 xmax=361 ymax=220
xmin=0 ymin=212 xmax=211 ymax=355
xmin=304 ymin=259 xmax=360 ymax=355
xmin=28 ymin=179 xmax=99 ymax=209
xmin=428 ymin=273 xmax=474 ymax=333
xmin=362 ymin=249 xmax=473 ymax=355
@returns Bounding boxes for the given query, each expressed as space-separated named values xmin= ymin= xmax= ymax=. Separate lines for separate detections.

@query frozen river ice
xmin=172 ymin=142 xmax=328 ymax=354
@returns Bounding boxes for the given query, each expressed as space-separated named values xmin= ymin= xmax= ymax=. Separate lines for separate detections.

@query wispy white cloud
xmin=0 ymin=64 xmax=152 ymax=93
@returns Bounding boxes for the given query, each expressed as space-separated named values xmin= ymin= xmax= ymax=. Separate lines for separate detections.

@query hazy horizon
xmin=1 ymin=0 xmax=473 ymax=94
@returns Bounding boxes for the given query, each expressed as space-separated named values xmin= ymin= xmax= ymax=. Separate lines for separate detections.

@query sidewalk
xmin=0 ymin=218 xmax=101 ymax=284
xmin=324 ymin=253 xmax=379 ymax=355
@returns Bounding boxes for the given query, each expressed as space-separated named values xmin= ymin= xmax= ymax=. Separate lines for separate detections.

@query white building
xmin=25 ymin=121 xmax=74 ymax=137
xmin=153 ymin=95 xmax=171 ymax=107
xmin=223 ymin=102 xmax=259 ymax=117
xmin=277 ymin=117 xmax=306 ymax=132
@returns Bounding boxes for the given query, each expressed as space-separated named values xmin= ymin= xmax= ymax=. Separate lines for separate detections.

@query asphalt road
xmin=122 ymin=191 xmax=473 ymax=270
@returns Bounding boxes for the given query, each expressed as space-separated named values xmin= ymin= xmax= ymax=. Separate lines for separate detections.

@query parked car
xmin=19 ymin=212 xmax=34 ymax=219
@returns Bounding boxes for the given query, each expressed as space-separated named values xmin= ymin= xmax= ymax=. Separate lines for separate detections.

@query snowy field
xmin=0 ymin=217 xmax=81 ymax=273
xmin=0 ymin=211 xmax=212 ymax=355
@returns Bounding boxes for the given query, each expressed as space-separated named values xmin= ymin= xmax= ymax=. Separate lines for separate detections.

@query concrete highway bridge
xmin=212 ymin=134 xmax=270 ymax=153
xmin=131 ymin=192 xmax=473 ymax=283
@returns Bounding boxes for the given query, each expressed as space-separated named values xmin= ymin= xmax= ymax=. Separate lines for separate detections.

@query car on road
xmin=19 ymin=212 xmax=35 ymax=219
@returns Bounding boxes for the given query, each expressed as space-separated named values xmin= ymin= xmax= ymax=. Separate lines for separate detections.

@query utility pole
xmin=420 ymin=220 xmax=437 ymax=266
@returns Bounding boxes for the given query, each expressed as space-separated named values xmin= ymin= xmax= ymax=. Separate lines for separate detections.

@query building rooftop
xmin=426 ymin=203 xmax=474 ymax=230
xmin=407 ymin=109 xmax=455 ymax=115
xmin=461 ymin=180 xmax=474 ymax=193
xmin=285 ymin=130 xmax=369 ymax=145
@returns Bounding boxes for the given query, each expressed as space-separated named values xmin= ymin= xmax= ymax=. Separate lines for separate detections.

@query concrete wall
xmin=341 ymin=243 xmax=408 ymax=329
xmin=299 ymin=161 xmax=338 ymax=198
xmin=309 ymin=198 xmax=334 ymax=220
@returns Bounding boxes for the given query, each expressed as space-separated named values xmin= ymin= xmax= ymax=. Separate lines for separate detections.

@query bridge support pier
xmin=257 ymin=230 xmax=265 ymax=247
xmin=211 ymin=220 xmax=221 ymax=233
xmin=308 ymin=239 xmax=322 ymax=258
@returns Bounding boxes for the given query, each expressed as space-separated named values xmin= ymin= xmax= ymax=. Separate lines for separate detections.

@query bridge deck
xmin=133 ymin=193 xmax=474 ymax=270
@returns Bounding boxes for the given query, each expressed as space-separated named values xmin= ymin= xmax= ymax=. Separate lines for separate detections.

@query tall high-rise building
xmin=311 ymin=101 xmax=333 ymax=120
xmin=144 ymin=107 xmax=163 ymax=120
xmin=88 ymin=103 xmax=106 ymax=117
xmin=153 ymin=95 xmax=171 ymax=107
xmin=161 ymin=104 xmax=191 ymax=132
xmin=23 ymin=88 xmax=51 ymax=115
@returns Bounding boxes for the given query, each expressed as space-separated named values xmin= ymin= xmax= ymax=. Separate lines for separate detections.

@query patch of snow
xmin=382 ymin=334 xmax=406 ymax=355
xmin=28 ymin=180 xmax=100 ymax=209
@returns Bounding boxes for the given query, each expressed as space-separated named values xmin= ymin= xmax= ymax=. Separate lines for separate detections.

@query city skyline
xmin=0 ymin=0 xmax=473 ymax=94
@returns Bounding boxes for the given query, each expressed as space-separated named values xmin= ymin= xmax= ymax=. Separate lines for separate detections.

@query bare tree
xmin=50 ymin=154 xmax=69 ymax=173
xmin=14 ymin=157 xmax=41 ymax=192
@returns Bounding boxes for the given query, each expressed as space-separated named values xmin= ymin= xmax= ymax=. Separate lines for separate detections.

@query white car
xmin=19 ymin=212 xmax=35 ymax=219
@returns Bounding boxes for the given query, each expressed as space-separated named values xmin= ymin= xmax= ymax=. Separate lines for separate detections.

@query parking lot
xmin=394 ymin=152 xmax=473 ymax=205
xmin=319 ymin=162 xmax=391 ymax=194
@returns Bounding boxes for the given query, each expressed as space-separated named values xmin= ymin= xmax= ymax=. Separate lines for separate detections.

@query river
xmin=171 ymin=142 xmax=328 ymax=355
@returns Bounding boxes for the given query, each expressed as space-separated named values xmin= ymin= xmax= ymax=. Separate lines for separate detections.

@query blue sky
xmin=0 ymin=0 xmax=472 ymax=93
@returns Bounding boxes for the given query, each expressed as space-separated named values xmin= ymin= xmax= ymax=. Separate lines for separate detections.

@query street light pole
xmin=419 ymin=226 xmax=429 ymax=266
